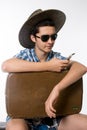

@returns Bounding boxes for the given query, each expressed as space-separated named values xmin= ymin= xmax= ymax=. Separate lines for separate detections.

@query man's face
xmin=34 ymin=26 xmax=57 ymax=53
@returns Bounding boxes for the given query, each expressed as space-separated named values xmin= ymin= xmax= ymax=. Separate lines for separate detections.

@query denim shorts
xmin=6 ymin=116 xmax=64 ymax=130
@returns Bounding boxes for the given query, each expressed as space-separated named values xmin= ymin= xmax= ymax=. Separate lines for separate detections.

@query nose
xmin=47 ymin=37 xmax=54 ymax=44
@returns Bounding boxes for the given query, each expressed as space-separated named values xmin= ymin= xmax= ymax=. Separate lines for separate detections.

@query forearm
xmin=55 ymin=61 xmax=87 ymax=92
xmin=1 ymin=58 xmax=49 ymax=73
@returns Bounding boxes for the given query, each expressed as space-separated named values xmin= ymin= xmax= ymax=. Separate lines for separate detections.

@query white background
xmin=0 ymin=0 xmax=87 ymax=121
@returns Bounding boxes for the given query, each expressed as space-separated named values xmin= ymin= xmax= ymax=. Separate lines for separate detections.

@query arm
xmin=1 ymin=58 xmax=49 ymax=72
xmin=45 ymin=61 xmax=87 ymax=118
xmin=1 ymin=57 xmax=69 ymax=73
xmin=55 ymin=61 xmax=87 ymax=87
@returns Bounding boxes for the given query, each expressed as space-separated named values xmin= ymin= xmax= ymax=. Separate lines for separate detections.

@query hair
xmin=30 ymin=19 xmax=56 ymax=36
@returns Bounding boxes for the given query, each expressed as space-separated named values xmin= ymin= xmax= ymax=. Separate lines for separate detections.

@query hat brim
xmin=19 ymin=9 xmax=66 ymax=48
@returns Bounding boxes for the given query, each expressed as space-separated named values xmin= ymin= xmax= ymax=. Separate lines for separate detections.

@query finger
xmin=46 ymin=108 xmax=56 ymax=118
xmin=50 ymin=104 xmax=56 ymax=113
xmin=48 ymin=105 xmax=56 ymax=118
xmin=62 ymin=60 xmax=70 ymax=64
xmin=45 ymin=104 xmax=56 ymax=118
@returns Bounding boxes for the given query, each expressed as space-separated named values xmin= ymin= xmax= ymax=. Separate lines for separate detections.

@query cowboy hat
xmin=19 ymin=9 xmax=66 ymax=48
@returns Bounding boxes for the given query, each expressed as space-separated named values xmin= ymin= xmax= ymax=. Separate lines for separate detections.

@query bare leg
xmin=58 ymin=113 xmax=87 ymax=130
xmin=6 ymin=119 xmax=29 ymax=130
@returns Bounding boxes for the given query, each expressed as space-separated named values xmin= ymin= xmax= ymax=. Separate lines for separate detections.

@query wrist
xmin=45 ymin=61 xmax=52 ymax=71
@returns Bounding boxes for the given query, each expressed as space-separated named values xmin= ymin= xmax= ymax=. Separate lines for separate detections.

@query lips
xmin=46 ymin=46 xmax=52 ymax=49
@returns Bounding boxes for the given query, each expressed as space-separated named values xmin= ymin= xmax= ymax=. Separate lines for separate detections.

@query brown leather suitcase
xmin=5 ymin=71 xmax=83 ymax=118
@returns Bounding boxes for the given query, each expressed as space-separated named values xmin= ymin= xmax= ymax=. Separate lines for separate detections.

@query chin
xmin=44 ymin=49 xmax=51 ymax=53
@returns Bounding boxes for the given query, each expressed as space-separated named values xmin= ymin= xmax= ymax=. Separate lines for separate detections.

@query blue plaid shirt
xmin=14 ymin=48 xmax=66 ymax=61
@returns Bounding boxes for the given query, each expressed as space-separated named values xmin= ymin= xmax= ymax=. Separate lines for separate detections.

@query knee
xmin=79 ymin=124 xmax=87 ymax=130
xmin=6 ymin=119 xmax=28 ymax=130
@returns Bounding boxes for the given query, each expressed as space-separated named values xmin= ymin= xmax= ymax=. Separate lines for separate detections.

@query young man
xmin=2 ymin=9 xmax=87 ymax=130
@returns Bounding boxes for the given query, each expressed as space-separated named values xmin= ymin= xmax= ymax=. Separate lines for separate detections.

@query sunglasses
xmin=35 ymin=33 xmax=57 ymax=42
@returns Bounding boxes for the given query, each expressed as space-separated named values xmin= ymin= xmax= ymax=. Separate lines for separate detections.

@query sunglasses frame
xmin=35 ymin=33 xmax=57 ymax=42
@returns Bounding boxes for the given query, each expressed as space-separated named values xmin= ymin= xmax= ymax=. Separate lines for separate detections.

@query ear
xmin=30 ymin=35 xmax=36 ymax=43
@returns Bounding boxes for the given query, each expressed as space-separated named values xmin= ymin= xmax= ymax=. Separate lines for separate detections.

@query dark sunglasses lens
xmin=41 ymin=34 xmax=57 ymax=42
xmin=51 ymin=34 xmax=57 ymax=40
xmin=41 ymin=35 xmax=49 ymax=42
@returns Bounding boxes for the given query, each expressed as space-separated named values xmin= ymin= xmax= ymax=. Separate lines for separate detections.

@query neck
xmin=35 ymin=48 xmax=48 ymax=62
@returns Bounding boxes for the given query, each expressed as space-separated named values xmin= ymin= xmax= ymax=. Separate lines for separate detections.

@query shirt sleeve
xmin=53 ymin=52 xmax=67 ymax=60
xmin=13 ymin=49 xmax=32 ymax=61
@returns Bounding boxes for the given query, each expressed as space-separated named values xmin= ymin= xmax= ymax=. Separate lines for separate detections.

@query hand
xmin=45 ymin=86 xmax=59 ymax=118
xmin=47 ymin=58 xmax=70 ymax=72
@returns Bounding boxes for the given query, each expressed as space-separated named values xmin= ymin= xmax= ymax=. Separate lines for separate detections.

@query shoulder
xmin=52 ymin=50 xmax=67 ymax=60
xmin=14 ymin=48 xmax=33 ymax=60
